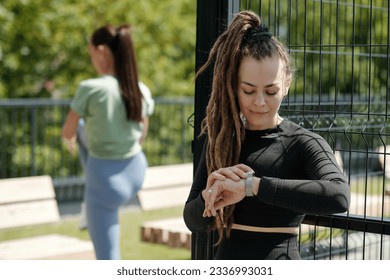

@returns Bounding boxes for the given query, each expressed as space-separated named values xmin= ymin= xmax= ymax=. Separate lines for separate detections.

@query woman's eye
xmin=266 ymin=91 xmax=278 ymax=95
xmin=243 ymin=90 xmax=255 ymax=94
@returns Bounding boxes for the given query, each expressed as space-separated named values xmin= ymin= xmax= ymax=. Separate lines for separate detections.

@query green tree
xmin=0 ymin=0 xmax=196 ymax=99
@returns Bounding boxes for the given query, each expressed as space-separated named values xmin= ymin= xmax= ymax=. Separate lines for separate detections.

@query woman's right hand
xmin=202 ymin=163 xmax=253 ymax=217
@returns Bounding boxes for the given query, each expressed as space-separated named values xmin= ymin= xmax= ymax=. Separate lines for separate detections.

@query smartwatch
xmin=245 ymin=171 xmax=254 ymax=197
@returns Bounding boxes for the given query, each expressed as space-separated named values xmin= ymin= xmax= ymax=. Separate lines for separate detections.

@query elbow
xmin=341 ymin=194 xmax=351 ymax=213
xmin=333 ymin=186 xmax=351 ymax=213
xmin=335 ymin=200 xmax=350 ymax=214
xmin=183 ymin=219 xmax=202 ymax=233
xmin=183 ymin=209 xmax=194 ymax=231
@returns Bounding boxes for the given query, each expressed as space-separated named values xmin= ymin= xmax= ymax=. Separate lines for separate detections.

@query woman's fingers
xmin=202 ymin=187 xmax=216 ymax=217
xmin=207 ymin=164 xmax=254 ymax=187
xmin=226 ymin=164 xmax=255 ymax=180
xmin=207 ymin=183 xmax=224 ymax=216
xmin=213 ymin=199 xmax=227 ymax=211
xmin=203 ymin=164 xmax=253 ymax=217
xmin=202 ymin=189 xmax=211 ymax=216
xmin=234 ymin=163 xmax=254 ymax=174
xmin=219 ymin=167 xmax=241 ymax=181
xmin=203 ymin=188 xmax=224 ymax=217
xmin=206 ymin=171 xmax=226 ymax=189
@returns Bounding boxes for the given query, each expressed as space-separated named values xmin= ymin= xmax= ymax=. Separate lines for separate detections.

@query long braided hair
xmin=196 ymin=11 xmax=293 ymax=243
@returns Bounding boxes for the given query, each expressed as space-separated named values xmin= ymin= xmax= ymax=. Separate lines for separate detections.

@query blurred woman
xmin=62 ymin=24 xmax=154 ymax=259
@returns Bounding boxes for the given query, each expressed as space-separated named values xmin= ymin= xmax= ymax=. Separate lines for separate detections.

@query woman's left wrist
xmin=252 ymin=177 xmax=260 ymax=195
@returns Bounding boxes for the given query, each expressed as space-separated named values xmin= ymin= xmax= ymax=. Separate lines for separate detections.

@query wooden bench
xmin=137 ymin=163 xmax=193 ymax=211
xmin=0 ymin=175 xmax=95 ymax=260
xmin=141 ymin=217 xmax=191 ymax=250
xmin=138 ymin=163 xmax=193 ymax=249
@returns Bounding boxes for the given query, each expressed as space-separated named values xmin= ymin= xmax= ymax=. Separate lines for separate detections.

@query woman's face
xmin=237 ymin=55 xmax=290 ymax=130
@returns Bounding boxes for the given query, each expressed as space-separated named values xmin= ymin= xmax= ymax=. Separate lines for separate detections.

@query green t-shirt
xmin=71 ymin=75 xmax=154 ymax=159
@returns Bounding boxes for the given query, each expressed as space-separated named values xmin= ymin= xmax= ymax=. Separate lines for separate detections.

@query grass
xmin=350 ymin=175 xmax=389 ymax=196
xmin=0 ymin=206 xmax=191 ymax=260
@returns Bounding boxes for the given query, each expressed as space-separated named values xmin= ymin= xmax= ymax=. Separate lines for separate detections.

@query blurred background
xmin=0 ymin=0 xmax=196 ymax=202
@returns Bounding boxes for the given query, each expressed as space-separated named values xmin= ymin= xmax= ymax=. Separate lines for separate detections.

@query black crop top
xmin=183 ymin=120 xmax=350 ymax=232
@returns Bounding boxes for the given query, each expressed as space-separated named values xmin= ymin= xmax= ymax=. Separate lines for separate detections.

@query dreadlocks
xmin=195 ymin=10 xmax=293 ymax=244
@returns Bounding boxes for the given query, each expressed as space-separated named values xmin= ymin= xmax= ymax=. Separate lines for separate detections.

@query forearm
xmin=62 ymin=110 xmax=80 ymax=141
xmin=257 ymin=177 xmax=350 ymax=214
xmin=62 ymin=110 xmax=80 ymax=152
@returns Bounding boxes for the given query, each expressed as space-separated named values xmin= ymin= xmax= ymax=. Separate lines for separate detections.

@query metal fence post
xmin=192 ymin=0 xmax=239 ymax=260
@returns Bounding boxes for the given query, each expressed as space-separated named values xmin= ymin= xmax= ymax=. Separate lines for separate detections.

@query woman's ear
xmin=96 ymin=45 xmax=106 ymax=53
xmin=284 ymin=75 xmax=291 ymax=96
xmin=98 ymin=45 xmax=114 ymax=60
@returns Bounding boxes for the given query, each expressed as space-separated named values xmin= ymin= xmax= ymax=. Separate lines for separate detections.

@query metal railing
xmin=193 ymin=0 xmax=390 ymax=260
xmin=0 ymin=97 xmax=194 ymax=201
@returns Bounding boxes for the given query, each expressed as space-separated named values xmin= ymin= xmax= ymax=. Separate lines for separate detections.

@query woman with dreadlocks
xmin=183 ymin=11 xmax=350 ymax=260
xmin=62 ymin=24 xmax=154 ymax=259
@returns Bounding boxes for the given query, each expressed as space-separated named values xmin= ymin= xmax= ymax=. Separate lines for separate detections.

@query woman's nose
xmin=253 ymin=92 xmax=266 ymax=106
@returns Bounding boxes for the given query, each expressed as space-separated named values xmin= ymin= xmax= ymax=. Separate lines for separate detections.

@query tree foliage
xmin=0 ymin=0 xmax=196 ymax=98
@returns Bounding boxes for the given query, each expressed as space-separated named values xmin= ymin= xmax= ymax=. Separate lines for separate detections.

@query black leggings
xmin=213 ymin=229 xmax=300 ymax=260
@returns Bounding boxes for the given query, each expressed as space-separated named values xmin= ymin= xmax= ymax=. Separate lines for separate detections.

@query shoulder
xmin=77 ymin=76 xmax=118 ymax=97
xmin=280 ymin=120 xmax=318 ymax=137
xmin=79 ymin=76 xmax=117 ymax=91
xmin=280 ymin=120 xmax=329 ymax=146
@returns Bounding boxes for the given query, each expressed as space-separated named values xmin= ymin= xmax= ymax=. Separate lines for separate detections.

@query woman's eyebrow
xmin=241 ymin=81 xmax=281 ymax=88
xmin=265 ymin=83 xmax=280 ymax=88
xmin=241 ymin=81 xmax=256 ymax=86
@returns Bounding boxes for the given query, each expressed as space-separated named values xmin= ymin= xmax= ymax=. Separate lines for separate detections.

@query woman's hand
xmin=63 ymin=136 xmax=77 ymax=154
xmin=203 ymin=178 xmax=246 ymax=217
xmin=206 ymin=164 xmax=253 ymax=189
xmin=202 ymin=164 xmax=253 ymax=217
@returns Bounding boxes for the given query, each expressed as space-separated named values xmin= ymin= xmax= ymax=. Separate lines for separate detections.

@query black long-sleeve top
xmin=184 ymin=120 xmax=350 ymax=232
